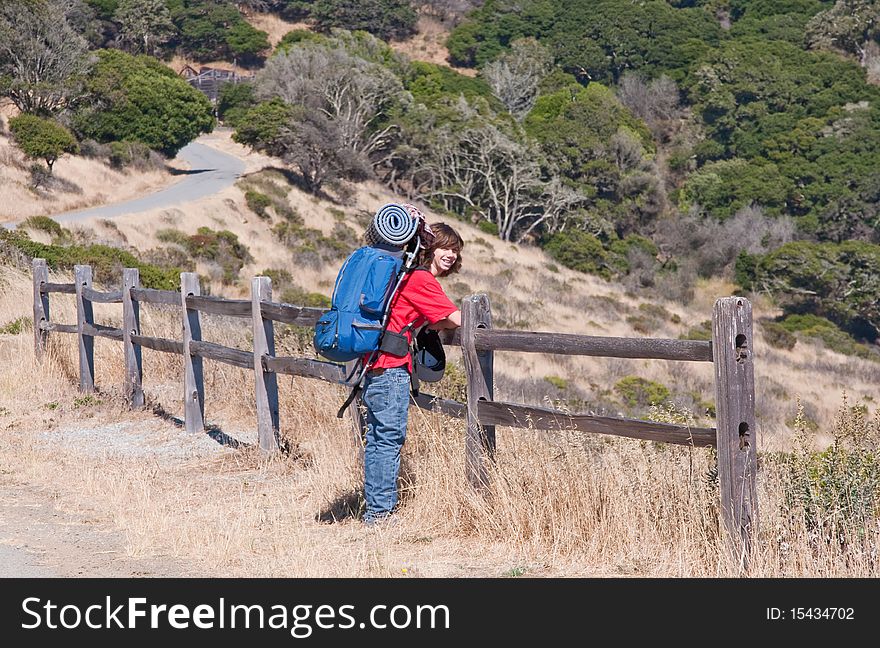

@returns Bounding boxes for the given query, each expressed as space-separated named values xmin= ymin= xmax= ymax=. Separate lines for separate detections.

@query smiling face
xmin=418 ymin=222 xmax=464 ymax=277
xmin=430 ymin=246 xmax=459 ymax=277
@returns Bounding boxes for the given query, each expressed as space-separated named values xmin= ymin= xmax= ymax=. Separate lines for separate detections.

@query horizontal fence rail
xmin=478 ymin=401 xmax=716 ymax=447
xmin=263 ymin=356 xmax=346 ymax=383
xmin=30 ymin=258 xmax=757 ymax=567
xmin=130 ymin=288 xmax=180 ymax=305
xmin=131 ymin=334 xmax=184 ymax=355
xmin=82 ymin=323 xmax=124 ymax=341
xmin=186 ymin=295 xmax=252 ymax=318
xmin=42 ymin=282 xmax=76 ymax=294
xmin=190 ymin=340 xmax=253 ymax=369
xmin=258 ymin=302 xmax=325 ymax=326
xmin=82 ymin=287 xmax=123 ymax=303
xmin=474 ymin=330 xmax=713 ymax=362
xmin=40 ymin=322 xmax=78 ymax=334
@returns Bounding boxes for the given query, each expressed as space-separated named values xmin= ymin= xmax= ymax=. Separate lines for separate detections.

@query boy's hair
xmin=419 ymin=222 xmax=464 ymax=276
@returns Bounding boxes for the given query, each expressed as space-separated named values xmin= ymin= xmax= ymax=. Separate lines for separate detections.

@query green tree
xmin=0 ymin=0 xmax=94 ymax=115
xmin=806 ymin=0 xmax=880 ymax=64
xmin=217 ymin=81 xmax=256 ymax=127
xmin=9 ymin=114 xmax=79 ymax=172
xmin=524 ymin=83 xmax=661 ymax=235
xmin=311 ymin=0 xmax=418 ymax=41
xmin=736 ymin=240 xmax=880 ymax=341
xmin=114 ymin=0 xmax=175 ymax=56
xmin=168 ymin=0 xmax=269 ymax=62
xmin=73 ymin=49 xmax=214 ymax=156
xmin=446 ymin=0 xmax=721 ymax=82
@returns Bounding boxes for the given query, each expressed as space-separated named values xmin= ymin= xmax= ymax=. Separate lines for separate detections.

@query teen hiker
xmin=361 ymin=219 xmax=465 ymax=525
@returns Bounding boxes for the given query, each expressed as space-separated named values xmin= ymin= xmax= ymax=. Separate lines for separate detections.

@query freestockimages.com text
xmin=21 ymin=596 xmax=450 ymax=637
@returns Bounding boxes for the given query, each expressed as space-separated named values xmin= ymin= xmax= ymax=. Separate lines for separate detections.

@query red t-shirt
xmin=368 ymin=269 xmax=457 ymax=372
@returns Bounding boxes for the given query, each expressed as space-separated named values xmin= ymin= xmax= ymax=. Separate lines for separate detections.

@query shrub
xmin=544 ymin=375 xmax=568 ymax=390
xmin=9 ymin=114 xmax=78 ymax=172
xmin=0 ymin=316 xmax=31 ymax=335
xmin=217 ymin=82 xmax=256 ymax=128
xmin=108 ymin=141 xmax=156 ymax=170
xmin=0 ymin=230 xmax=179 ymax=289
xmin=182 ymin=227 xmax=253 ymax=285
xmin=261 ymin=268 xmax=293 ymax=287
xmin=614 ymin=376 xmax=671 ymax=408
xmin=20 ymin=216 xmax=64 ymax=239
xmin=781 ymin=397 xmax=880 ymax=548
xmin=679 ymin=320 xmax=712 ymax=341
xmin=245 ymin=190 xmax=273 ymax=219
xmin=760 ymin=320 xmax=797 ymax=351
xmin=156 ymin=228 xmax=189 ymax=246
xmin=779 ymin=314 xmax=878 ymax=359
xmin=626 ymin=314 xmax=653 ymax=335
xmin=279 ymin=285 xmax=331 ymax=309
xmin=477 ymin=220 xmax=499 ymax=235
xmin=544 ymin=229 xmax=610 ymax=280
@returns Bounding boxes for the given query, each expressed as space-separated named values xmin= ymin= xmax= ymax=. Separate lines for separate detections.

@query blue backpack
xmin=313 ymin=245 xmax=408 ymax=363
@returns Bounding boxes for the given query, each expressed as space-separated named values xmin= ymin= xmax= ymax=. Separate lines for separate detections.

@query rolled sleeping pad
xmin=369 ymin=203 xmax=418 ymax=246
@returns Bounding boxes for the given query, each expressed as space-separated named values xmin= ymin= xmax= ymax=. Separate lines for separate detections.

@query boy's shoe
xmin=363 ymin=512 xmax=395 ymax=527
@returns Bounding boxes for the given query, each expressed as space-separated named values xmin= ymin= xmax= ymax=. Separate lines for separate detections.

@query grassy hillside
xmin=1 ymin=127 xmax=879 ymax=577
xmin=0 ymin=112 xmax=183 ymax=223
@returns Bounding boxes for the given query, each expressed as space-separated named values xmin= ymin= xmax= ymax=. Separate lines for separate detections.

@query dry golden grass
xmin=0 ymin=130 xmax=183 ymax=224
xmin=1 ymin=126 xmax=879 ymax=576
xmin=389 ymin=15 xmax=477 ymax=76
xmin=2 ymin=257 xmax=879 ymax=577
xmin=244 ymin=11 xmax=307 ymax=47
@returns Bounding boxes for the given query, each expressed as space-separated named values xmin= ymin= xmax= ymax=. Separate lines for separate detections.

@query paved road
xmin=3 ymin=139 xmax=245 ymax=230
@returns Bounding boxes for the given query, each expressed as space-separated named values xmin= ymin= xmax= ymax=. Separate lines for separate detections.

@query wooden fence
xmin=31 ymin=258 xmax=757 ymax=564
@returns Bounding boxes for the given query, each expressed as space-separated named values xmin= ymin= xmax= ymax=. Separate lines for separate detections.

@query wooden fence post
xmin=181 ymin=272 xmax=205 ymax=434
xmin=74 ymin=265 xmax=95 ymax=393
xmin=252 ymin=276 xmax=280 ymax=453
xmin=712 ymin=296 xmax=758 ymax=570
xmin=461 ymin=294 xmax=495 ymax=491
xmin=345 ymin=359 xmax=366 ymax=466
xmin=122 ymin=268 xmax=144 ymax=408
xmin=32 ymin=258 xmax=49 ymax=360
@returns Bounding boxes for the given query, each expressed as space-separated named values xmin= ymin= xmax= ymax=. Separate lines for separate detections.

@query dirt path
xmin=0 ymin=474 xmax=199 ymax=578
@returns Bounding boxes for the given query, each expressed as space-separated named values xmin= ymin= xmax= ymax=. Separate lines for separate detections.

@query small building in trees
xmin=180 ymin=65 xmax=253 ymax=105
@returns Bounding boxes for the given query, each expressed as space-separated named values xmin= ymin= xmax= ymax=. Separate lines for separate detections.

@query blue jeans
xmin=362 ymin=367 xmax=411 ymax=522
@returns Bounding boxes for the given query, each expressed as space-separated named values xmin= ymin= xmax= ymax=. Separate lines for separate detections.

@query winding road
xmin=3 ymin=138 xmax=245 ymax=230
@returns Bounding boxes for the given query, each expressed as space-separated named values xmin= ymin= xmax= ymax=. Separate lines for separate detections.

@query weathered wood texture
xmin=345 ymin=360 xmax=365 ymax=465
xmin=264 ymin=356 xmax=345 ymax=383
xmin=189 ymin=340 xmax=253 ymax=369
xmin=478 ymin=401 xmax=716 ymax=447
xmin=474 ymin=330 xmax=713 ymax=362
xmin=74 ymin=265 xmax=95 ymax=393
xmin=33 ymin=259 xmax=49 ymax=359
xmin=437 ymin=328 xmax=461 ymax=347
xmin=258 ymin=301 xmax=325 ymax=326
xmin=461 ymin=294 xmax=495 ymax=491
xmin=185 ymin=295 xmax=252 ymax=318
xmin=712 ymin=297 xmax=758 ymax=568
xmin=130 ymin=288 xmax=180 ymax=305
xmin=42 ymin=282 xmax=75 ymax=294
xmin=82 ymin=287 xmax=123 ymax=303
xmin=411 ymin=392 xmax=467 ymax=419
xmin=252 ymin=277 xmax=280 ymax=453
xmin=123 ymin=269 xmax=144 ymax=408
xmin=43 ymin=322 xmax=78 ymax=334
xmin=81 ymin=323 xmax=124 ymax=341
xmin=181 ymin=273 xmax=205 ymax=434
xmin=131 ymin=335 xmax=183 ymax=355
